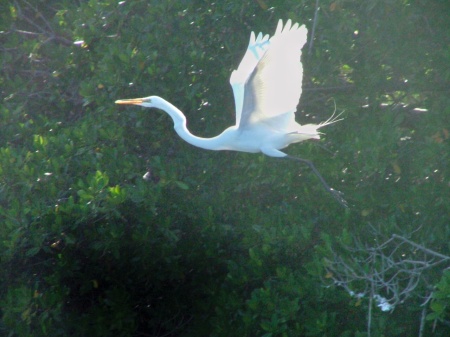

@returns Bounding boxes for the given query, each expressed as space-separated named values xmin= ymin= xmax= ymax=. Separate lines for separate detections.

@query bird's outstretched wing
xmin=234 ymin=20 xmax=308 ymax=131
xmin=230 ymin=29 xmax=270 ymax=127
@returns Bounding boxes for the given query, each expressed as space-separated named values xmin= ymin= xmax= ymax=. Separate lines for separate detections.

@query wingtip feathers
xmin=275 ymin=19 xmax=308 ymax=36
xmin=275 ymin=19 xmax=283 ymax=35
xmin=249 ymin=31 xmax=256 ymax=45
xmin=232 ymin=19 xmax=307 ymax=86
xmin=284 ymin=19 xmax=292 ymax=32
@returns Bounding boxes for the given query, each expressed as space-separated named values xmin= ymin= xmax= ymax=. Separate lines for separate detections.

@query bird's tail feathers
xmin=318 ymin=109 xmax=345 ymax=128
xmin=289 ymin=125 xmax=321 ymax=140
xmin=290 ymin=111 xmax=344 ymax=140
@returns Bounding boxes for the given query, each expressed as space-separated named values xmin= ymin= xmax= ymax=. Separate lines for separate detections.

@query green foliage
xmin=1 ymin=0 xmax=449 ymax=336
xmin=428 ymin=269 xmax=450 ymax=323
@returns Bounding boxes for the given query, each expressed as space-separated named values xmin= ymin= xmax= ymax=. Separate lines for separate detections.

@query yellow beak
xmin=115 ymin=98 xmax=145 ymax=105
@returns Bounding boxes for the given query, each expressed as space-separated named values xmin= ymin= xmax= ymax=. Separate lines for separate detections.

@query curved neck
xmin=151 ymin=96 xmax=230 ymax=151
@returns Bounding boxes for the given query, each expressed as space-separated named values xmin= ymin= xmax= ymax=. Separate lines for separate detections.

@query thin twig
xmin=392 ymin=234 xmax=450 ymax=260
xmin=308 ymin=0 xmax=320 ymax=55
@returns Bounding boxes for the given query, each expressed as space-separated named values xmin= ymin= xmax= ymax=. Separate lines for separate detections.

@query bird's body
xmin=116 ymin=19 xmax=346 ymax=206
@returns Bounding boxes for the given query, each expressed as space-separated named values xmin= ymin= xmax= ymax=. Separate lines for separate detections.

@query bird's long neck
xmin=151 ymin=96 xmax=230 ymax=151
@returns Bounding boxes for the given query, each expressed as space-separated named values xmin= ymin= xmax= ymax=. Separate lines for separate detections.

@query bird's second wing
xmin=230 ymin=29 xmax=270 ymax=127
xmin=240 ymin=20 xmax=308 ymax=131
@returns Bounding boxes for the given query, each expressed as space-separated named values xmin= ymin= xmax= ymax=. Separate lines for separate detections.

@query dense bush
xmin=1 ymin=0 xmax=449 ymax=336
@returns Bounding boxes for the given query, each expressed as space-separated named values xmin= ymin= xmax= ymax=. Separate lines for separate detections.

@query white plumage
xmin=116 ymin=19 xmax=346 ymax=206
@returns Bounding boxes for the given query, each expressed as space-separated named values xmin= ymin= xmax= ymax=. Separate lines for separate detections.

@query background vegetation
xmin=1 ymin=0 xmax=449 ymax=336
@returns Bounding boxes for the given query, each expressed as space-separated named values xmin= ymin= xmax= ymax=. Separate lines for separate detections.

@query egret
xmin=116 ymin=19 xmax=346 ymax=206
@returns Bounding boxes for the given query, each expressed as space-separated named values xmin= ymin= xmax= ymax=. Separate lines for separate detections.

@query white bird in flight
xmin=116 ymin=19 xmax=346 ymax=206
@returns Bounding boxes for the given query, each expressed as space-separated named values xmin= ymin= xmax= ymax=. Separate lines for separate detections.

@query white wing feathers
xmin=230 ymin=19 xmax=308 ymax=130
xmin=230 ymin=31 xmax=270 ymax=126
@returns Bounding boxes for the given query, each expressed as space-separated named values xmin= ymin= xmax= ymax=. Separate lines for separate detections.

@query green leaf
xmin=175 ymin=181 xmax=189 ymax=190
xmin=26 ymin=247 xmax=40 ymax=257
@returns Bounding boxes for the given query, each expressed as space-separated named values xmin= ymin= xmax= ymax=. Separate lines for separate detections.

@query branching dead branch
xmin=12 ymin=0 xmax=72 ymax=46
xmin=324 ymin=231 xmax=450 ymax=337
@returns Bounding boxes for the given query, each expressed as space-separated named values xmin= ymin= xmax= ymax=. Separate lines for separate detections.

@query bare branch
xmin=392 ymin=234 xmax=450 ymax=261
xmin=325 ymin=232 xmax=449 ymax=309
xmin=12 ymin=0 xmax=72 ymax=46
xmin=308 ymin=0 xmax=320 ymax=56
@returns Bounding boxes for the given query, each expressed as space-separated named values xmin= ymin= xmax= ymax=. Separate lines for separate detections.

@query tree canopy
xmin=1 ymin=1 xmax=449 ymax=336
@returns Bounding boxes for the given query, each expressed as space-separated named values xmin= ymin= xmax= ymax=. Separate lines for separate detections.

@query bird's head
xmin=115 ymin=96 xmax=155 ymax=108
